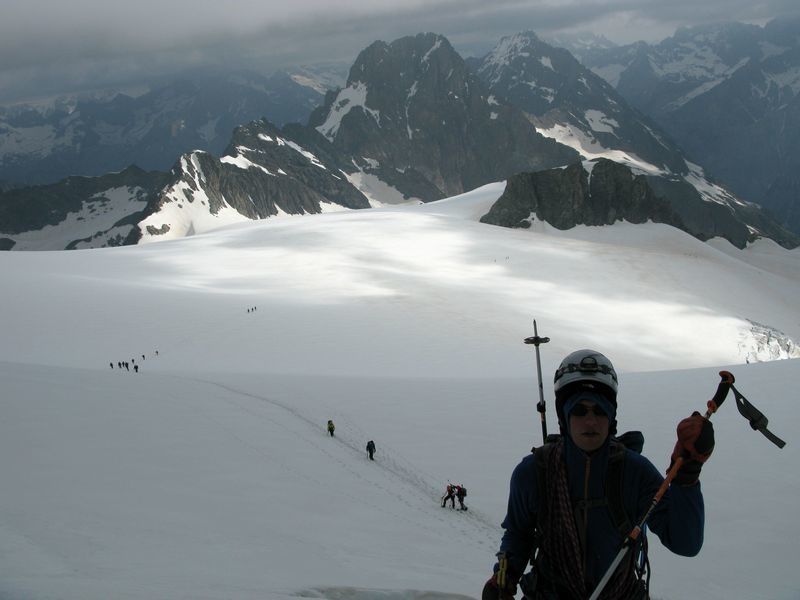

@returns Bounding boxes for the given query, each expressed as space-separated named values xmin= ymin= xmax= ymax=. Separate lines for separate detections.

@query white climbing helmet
xmin=554 ymin=349 xmax=618 ymax=400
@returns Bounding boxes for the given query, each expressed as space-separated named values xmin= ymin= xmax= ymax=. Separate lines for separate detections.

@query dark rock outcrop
xmin=482 ymin=158 xmax=799 ymax=248
xmin=481 ymin=159 xmax=682 ymax=231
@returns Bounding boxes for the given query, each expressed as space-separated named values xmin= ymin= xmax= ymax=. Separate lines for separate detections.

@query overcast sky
xmin=1 ymin=0 xmax=798 ymax=104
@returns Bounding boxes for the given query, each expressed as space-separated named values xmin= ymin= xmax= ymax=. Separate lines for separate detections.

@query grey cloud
xmin=0 ymin=0 xmax=797 ymax=104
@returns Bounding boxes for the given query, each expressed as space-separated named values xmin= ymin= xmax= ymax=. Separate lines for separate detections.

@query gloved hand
xmin=482 ymin=573 xmax=517 ymax=600
xmin=669 ymin=411 xmax=715 ymax=485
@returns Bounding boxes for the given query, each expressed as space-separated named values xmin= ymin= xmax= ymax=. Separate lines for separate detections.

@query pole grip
xmin=496 ymin=552 xmax=508 ymax=590
xmin=706 ymin=370 xmax=735 ymax=417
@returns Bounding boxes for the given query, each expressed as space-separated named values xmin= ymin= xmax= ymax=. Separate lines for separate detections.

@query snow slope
xmin=1 ymin=183 xmax=798 ymax=599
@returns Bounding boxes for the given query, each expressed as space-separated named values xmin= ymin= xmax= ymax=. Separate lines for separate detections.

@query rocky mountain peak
xmin=477 ymin=30 xmax=584 ymax=113
xmin=315 ymin=33 xmax=472 ymax=146
xmin=348 ymin=33 xmax=459 ymax=83
xmin=309 ymin=32 xmax=578 ymax=200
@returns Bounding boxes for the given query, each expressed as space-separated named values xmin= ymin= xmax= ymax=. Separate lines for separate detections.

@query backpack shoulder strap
xmin=606 ymin=440 xmax=633 ymax=537
xmin=532 ymin=442 xmax=556 ymax=527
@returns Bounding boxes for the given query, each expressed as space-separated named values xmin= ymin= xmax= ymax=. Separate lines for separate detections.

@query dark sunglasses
xmin=571 ymin=404 xmax=607 ymax=418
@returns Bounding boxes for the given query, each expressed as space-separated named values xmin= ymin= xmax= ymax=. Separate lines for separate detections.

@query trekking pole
xmin=588 ymin=370 xmax=735 ymax=600
xmin=524 ymin=319 xmax=550 ymax=443
xmin=496 ymin=551 xmax=509 ymax=600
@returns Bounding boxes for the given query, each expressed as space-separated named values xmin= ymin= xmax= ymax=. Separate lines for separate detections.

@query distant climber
xmin=327 ymin=420 xmax=335 ymax=437
xmin=441 ymin=483 xmax=456 ymax=509
xmin=366 ymin=440 xmax=376 ymax=460
xmin=456 ymin=484 xmax=468 ymax=511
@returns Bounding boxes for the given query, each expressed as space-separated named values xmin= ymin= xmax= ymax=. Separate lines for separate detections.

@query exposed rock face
xmin=482 ymin=158 xmax=798 ymax=248
xmin=481 ymin=159 xmax=681 ymax=231
xmin=134 ymin=120 xmax=370 ymax=243
xmin=231 ymin=121 xmax=370 ymax=211
xmin=308 ymin=33 xmax=579 ymax=201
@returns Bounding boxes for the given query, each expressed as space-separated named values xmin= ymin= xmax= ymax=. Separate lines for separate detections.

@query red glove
xmin=482 ymin=573 xmax=517 ymax=600
xmin=669 ymin=411 xmax=715 ymax=485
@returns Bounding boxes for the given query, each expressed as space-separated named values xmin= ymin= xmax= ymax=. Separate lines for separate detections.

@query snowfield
xmin=1 ymin=182 xmax=798 ymax=600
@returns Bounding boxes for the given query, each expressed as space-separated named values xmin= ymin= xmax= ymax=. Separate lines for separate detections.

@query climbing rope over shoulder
xmin=528 ymin=436 xmax=647 ymax=600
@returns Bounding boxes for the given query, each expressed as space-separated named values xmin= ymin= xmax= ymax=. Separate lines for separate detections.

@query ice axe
xmin=523 ymin=319 xmax=550 ymax=444
xmin=589 ymin=370 xmax=785 ymax=600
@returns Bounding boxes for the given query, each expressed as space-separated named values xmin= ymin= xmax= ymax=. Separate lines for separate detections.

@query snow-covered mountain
xmin=475 ymin=31 xmax=687 ymax=174
xmin=1 ymin=183 xmax=798 ymax=599
xmin=0 ymin=121 xmax=372 ymax=250
xmin=580 ymin=18 xmax=800 ymax=235
xmin=582 ymin=22 xmax=770 ymax=115
xmin=0 ymin=166 xmax=171 ymax=250
xmin=472 ymin=31 xmax=797 ymax=248
xmin=0 ymin=70 xmax=323 ymax=187
xmin=2 ymin=32 xmax=797 ymax=251
xmin=137 ymin=120 xmax=370 ymax=244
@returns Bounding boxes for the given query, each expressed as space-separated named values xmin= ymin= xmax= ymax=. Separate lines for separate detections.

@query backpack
xmin=459 ymin=487 xmax=467 ymax=497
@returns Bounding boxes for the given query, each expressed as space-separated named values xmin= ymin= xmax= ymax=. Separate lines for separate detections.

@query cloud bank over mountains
xmin=1 ymin=0 xmax=797 ymax=103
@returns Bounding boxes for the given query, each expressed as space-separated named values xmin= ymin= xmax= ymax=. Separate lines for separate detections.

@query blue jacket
xmin=498 ymin=436 xmax=704 ymax=589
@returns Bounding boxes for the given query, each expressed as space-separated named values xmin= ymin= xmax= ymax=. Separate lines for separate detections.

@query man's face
xmin=568 ymin=400 xmax=610 ymax=453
